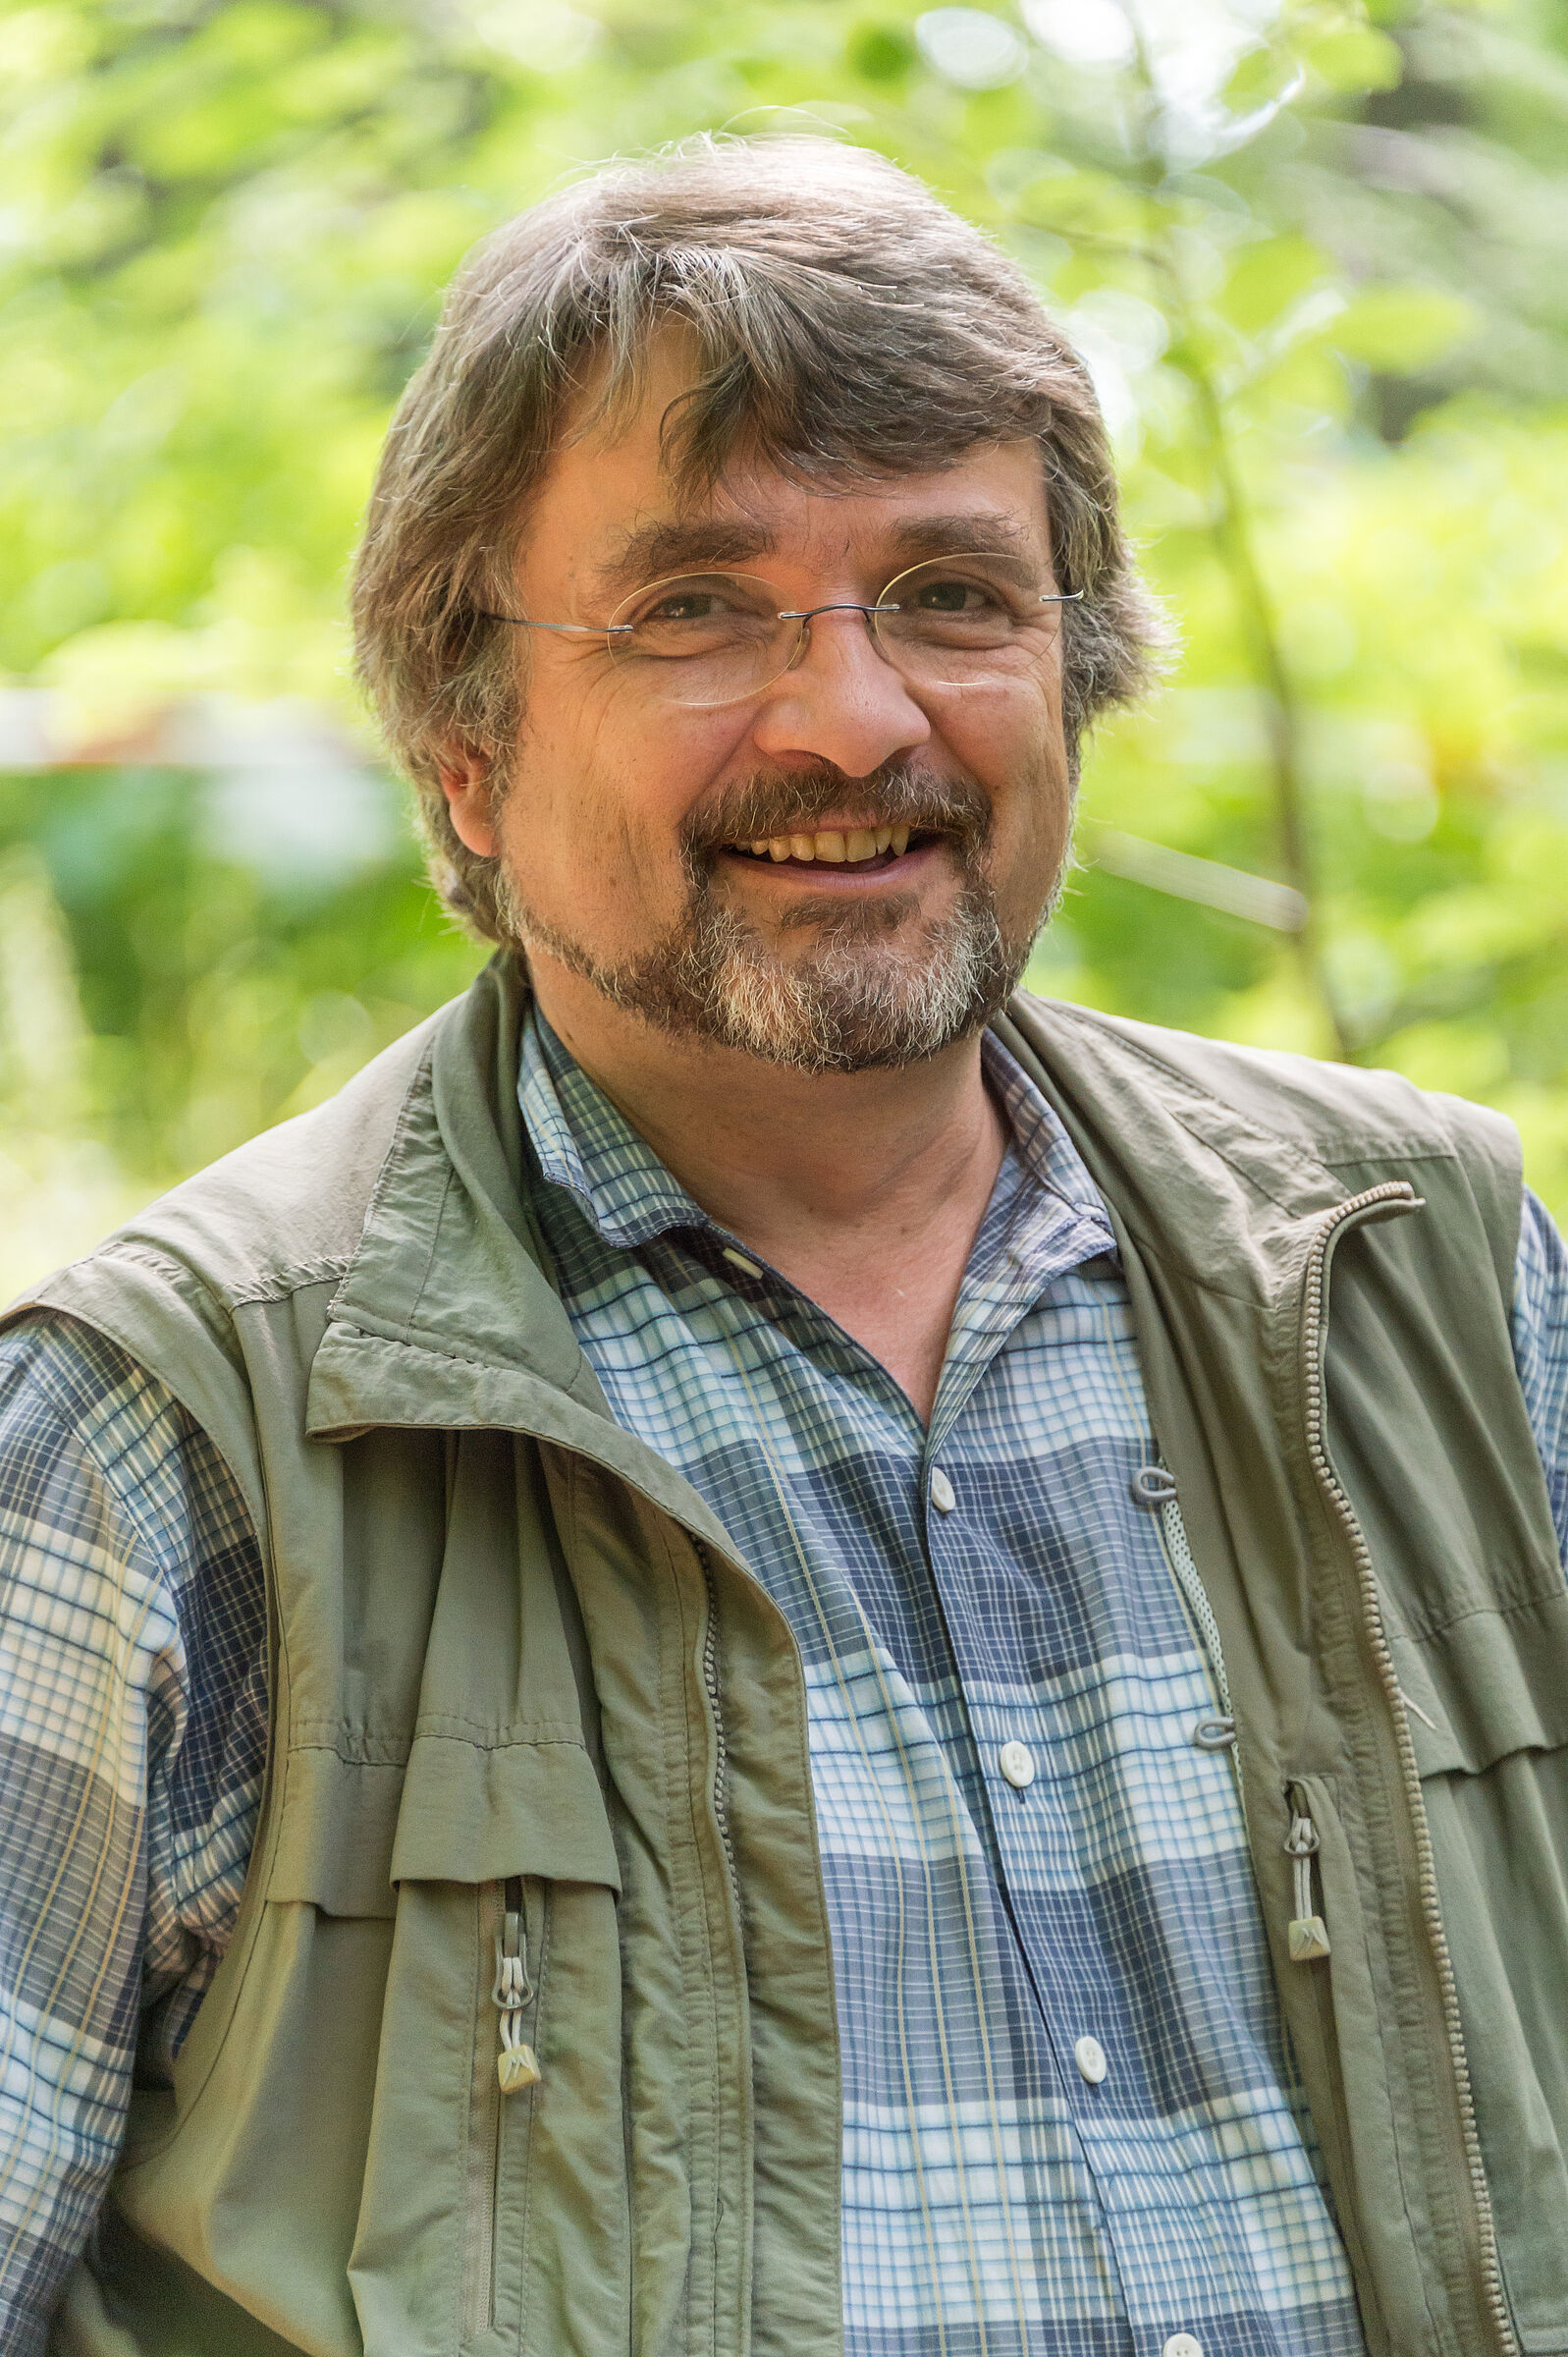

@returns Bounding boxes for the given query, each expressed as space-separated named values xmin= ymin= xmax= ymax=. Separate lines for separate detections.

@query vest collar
xmin=305 ymin=958 xmax=1432 ymax=1461
xmin=303 ymin=955 xmax=754 ymax=1564
xmin=992 ymin=999 xmax=1423 ymax=1297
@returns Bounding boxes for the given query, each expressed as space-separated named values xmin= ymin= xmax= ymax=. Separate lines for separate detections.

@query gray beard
xmin=492 ymin=759 xmax=1054 ymax=1075
xmin=500 ymin=874 xmax=1027 ymax=1073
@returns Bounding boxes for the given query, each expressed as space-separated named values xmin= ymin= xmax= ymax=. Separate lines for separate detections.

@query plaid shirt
xmin=1 ymin=1019 xmax=1565 ymax=2355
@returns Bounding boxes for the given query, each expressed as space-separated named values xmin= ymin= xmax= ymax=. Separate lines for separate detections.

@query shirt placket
xmin=919 ymin=1184 xmax=1250 ymax=2357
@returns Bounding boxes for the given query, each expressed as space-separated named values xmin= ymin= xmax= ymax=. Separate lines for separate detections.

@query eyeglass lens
xmin=606 ymin=555 xmax=1068 ymax=709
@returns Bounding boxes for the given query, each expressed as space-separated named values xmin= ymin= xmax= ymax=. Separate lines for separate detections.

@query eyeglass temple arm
xmin=472 ymin=612 xmax=634 ymax=635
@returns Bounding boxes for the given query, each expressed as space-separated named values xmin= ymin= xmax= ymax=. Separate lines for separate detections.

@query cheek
xmin=498 ymin=704 xmax=746 ymax=915
xmin=945 ymin=692 xmax=1068 ymax=822
xmin=950 ymin=697 xmax=1071 ymax=910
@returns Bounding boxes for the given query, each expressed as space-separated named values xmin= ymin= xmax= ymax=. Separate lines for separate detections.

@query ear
xmin=438 ymin=747 xmax=497 ymax=857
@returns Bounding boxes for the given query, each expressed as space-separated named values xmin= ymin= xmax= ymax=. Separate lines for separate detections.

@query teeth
xmin=748 ymin=827 xmax=910 ymax=864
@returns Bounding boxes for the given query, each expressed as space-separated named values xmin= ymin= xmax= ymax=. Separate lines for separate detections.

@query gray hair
xmin=351 ymin=135 xmax=1165 ymax=943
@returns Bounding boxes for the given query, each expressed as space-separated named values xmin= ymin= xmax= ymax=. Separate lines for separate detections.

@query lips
xmin=683 ymin=760 xmax=990 ymax=880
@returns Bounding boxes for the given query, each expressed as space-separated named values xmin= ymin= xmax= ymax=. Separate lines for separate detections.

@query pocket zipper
xmin=1284 ymin=1800 xmax=1331 ymax=1963
xmin=494 ymin=1875 xmax=542 ymax=2095
xmin=462 ymin=1878 xmax=544 ymax=2339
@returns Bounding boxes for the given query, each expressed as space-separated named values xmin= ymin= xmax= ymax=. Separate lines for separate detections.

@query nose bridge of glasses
xmin=782 ymin=601 xmax=906 ymax=685
xmin=776 ymin=598 xmax=897 ymax=626
xmin=780 ymin=599 xmax=909 ymax=695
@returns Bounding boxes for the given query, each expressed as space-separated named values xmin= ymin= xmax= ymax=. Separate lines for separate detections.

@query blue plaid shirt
xmin=1 ymin=1013 xmax=1566 ymax=2355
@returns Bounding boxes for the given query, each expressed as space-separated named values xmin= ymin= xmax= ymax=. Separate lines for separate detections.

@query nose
xmin=749 ymin=606 xmax=931 ymax=774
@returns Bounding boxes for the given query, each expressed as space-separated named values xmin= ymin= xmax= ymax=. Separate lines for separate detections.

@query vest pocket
xmin=336 ymin=1734 xmax=625 ymax=2354
xmin=1422 ymin=1750 xmax=1568 ymax=2351
xmin=461 ymin=1877 xmax=550 ymax=2344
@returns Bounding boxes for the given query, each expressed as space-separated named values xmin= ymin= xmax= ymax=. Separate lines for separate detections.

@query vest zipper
xmin=1301 ymin=1180 xmax=1517 ymax=2356
xmin=694 ymin=1541 xmax=742 ymax=1915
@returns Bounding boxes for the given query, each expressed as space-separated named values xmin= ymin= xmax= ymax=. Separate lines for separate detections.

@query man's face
xmin=447 ymin=337 xmax=1075 ymax=1071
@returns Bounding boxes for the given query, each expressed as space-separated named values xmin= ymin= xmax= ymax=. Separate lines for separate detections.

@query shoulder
xmin=0 ymin=1316 xmax=267 ymax=1770
xmin=0 ymin=997 xmax=467 ymax=1539
xmin=1517 ymin=1187 xmax=1568 ymax=1308
xmin=1009 ymin=992 xmax=1520 ymax=1188
xmin=4 ymin=999 xmax=457 ymax=1356
xmin=107 ymin=1005 xmax=448 ymax=1307
xmin=1510 ymin=1191 xmax=1568 ymax=1568
xmin=1002 ymin=993 xmax=1524 ymax=1298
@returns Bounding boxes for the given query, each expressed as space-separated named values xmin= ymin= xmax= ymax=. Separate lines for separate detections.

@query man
xmin=1 ymin=136 xmax=1565 ymax=2357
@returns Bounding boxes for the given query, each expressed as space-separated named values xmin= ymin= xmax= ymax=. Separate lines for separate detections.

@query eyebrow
xmin=588 ymin=503 xmax=1043 ymax=602
xmin=592 ymin=518 xmax=776 ymax=599
xmin=884 ymin=511 xmax=1040 ymax=564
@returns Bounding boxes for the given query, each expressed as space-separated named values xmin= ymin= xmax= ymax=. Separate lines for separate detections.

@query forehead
xmin=520 ymin=336 xmax=1052 ymax=597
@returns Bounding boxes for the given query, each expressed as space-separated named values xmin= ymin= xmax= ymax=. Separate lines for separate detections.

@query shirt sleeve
xmin=1511 ymin=1186 xmax=1568 ymax=1574
xmin=0 ymin=1313 xmax=265 ymax=2354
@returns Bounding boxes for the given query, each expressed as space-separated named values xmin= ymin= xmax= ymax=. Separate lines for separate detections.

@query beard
xmin=493 ymin=758 xmax=1057 ymax=1074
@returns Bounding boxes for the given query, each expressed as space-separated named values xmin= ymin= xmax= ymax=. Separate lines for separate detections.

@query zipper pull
xmin=492 ymin=1875 xmax=542 ymax=2094
xmin=1283 ymin=1813 xmax=1331 ymax=1961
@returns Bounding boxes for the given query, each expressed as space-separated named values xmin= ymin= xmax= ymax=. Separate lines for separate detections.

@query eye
xmin=909 ymin=576 xmax=999 ymax=615
xmin=624 ymin=576 xmax=777 ymax=633
xmin=645 ymin=589 xmax=724 ymax=624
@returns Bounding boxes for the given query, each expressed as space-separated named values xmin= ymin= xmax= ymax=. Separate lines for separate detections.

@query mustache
xmin=678 ymin=760 xmax=994 ymax=866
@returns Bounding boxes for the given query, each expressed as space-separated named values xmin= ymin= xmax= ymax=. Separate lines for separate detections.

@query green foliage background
xmin=3 ymin=0 xmax=1567 ymax=1292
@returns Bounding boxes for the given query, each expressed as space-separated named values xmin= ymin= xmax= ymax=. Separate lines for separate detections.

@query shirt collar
xmin=517 ymin=1002 xmax=1117 ymax=1267
xmin=519 ymin=1005 xmax=706 ymax=1251
xmin=980 ymin=1027 xmax=1116 ymax=1236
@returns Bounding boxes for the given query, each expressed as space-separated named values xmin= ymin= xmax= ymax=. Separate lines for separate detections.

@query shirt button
xmin=1162 ymin=2337 xmax=1204 ymax=2357
xmin=929 ymin=1467 xmax=956 ymax=1514
xmin=1073 ymin=2035 xmax=1108 ymax=2084
xmin=998 ymin=1739 xmax=1036 ymax=1788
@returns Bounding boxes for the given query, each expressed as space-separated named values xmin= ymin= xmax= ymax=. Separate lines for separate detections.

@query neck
xmin=528 ymin=954 xmax=1010 ymax=1422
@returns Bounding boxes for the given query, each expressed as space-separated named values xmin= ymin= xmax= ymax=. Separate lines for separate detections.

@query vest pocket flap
xmin=269 ymin=1737 xmax=621 ymax=1917
xmin=1390 ymin=1583 xmax=1568 ymax=1780
xmin=390 ymin=1731 xmax=622 ymax=1891
xmin=270 ymin=1749 xmax=407 ymax=1917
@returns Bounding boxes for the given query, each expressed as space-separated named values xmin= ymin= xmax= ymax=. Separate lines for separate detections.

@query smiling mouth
xmin=723 ymin=824 xmax=930 ymax=873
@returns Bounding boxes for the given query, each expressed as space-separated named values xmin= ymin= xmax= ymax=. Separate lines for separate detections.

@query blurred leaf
xmin=1301 ymin=20 xmax=1406 ymax=91
xmin=1329 ymin=283 xmax=1475 ymax=370
xmin=845 ymin=20 xmax=916 ymax=82
xmin=1217 ymin=236 xmax=1333 ymax=335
